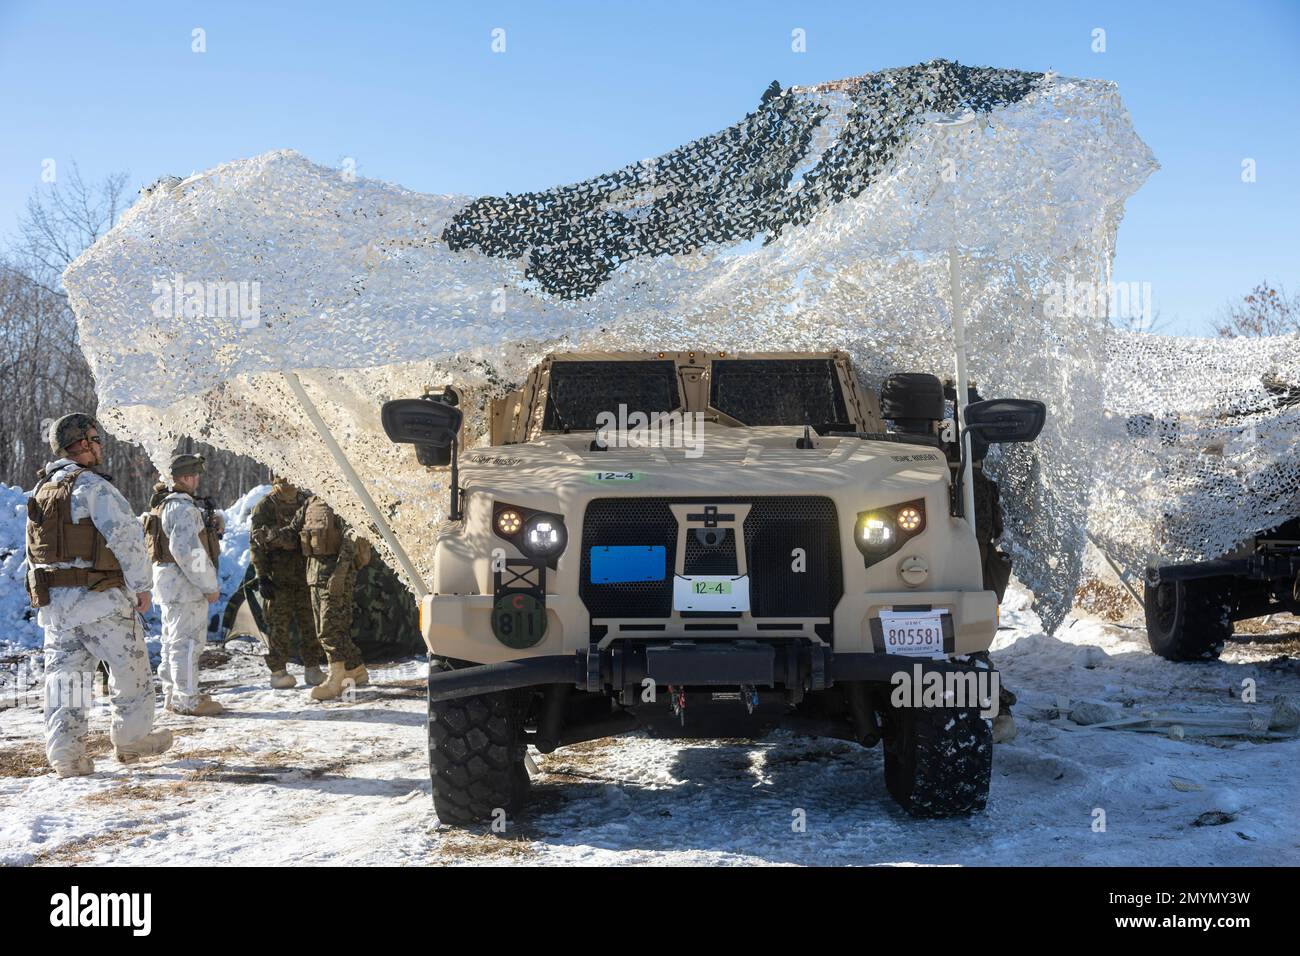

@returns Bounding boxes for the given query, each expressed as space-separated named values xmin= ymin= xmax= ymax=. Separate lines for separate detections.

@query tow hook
xmin=669 ymin=685 xmax=687 ymax=726
xmin=741 ymin=684 xmax=759 ymax=715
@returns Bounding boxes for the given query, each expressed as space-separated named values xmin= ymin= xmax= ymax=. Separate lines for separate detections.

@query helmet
xmin=49 ymin=413 xmax=101 ymax=455
xmin=169 ymin=453 xmax=206 ymax=478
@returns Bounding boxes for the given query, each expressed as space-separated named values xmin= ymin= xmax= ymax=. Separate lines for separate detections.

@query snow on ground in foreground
xmin=1 ymin=585 xmax=1297 ymax=866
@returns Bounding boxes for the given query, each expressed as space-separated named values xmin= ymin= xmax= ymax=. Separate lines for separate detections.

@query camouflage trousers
xmin=158 ymin=599 xmax=208 ymax=710
xmin=308 ymin=556 xmax=362 ymax=669
xmin=263 ymin=579 xmax=324 ymax=672
xmin=43 ymin=601 xmax=155 ymax=766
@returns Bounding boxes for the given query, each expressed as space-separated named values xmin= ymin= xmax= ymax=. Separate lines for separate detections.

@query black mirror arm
xmin=951 ymin=422 xmax=994 ymax=519
xmin=449 ymin=433 xmax=462 ymax=521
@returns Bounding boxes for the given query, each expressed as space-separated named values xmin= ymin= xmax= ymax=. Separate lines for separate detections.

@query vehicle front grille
xmin=579 ymin=496 xmax=842 ymax=631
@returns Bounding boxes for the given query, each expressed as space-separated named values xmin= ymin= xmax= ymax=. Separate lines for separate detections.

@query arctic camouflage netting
xmin=60 ymin=59 xmax=1298 ymax=632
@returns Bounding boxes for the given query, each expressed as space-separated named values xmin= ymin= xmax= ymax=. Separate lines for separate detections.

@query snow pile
xmin=63 ymin=60 xmax=1159 ymax=632
xmin=212 ymin=484 xmax=267 ymax=623
xmin=0 ymin=485 xmax=42 ymax=655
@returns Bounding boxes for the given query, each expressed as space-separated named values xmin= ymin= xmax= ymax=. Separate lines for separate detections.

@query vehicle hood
xmin=459 ymin=425 xmax=950 ymax=503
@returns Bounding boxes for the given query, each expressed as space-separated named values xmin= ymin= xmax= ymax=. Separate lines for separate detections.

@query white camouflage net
xmin=65 ymin=60 xmax=1165 ymax=631
xmin=1091 ymin=331 xmax=1300 ymax=572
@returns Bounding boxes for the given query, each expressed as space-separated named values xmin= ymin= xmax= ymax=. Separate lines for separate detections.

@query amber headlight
xmin=855 ymin=500 xmax=926 ymax=567
xmin=496 ymin=508 xmax=523 ymax=536
xmin=897 ymin=506 xmax=923 ymax=532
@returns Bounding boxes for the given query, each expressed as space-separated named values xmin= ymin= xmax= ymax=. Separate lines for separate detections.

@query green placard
xmin=586 ymin=471 xmax=642 ymax=483
xmin=491 ymin=592 xmax=548 ymax=649
xmin=691 ymin=580 xmax=733 ymax=595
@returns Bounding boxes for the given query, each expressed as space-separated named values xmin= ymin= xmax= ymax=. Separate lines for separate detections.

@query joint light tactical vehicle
xmin=382 ymin=351 xmax=1045 ymax=823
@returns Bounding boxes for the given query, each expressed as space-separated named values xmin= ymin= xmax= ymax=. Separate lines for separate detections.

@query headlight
xmin=858 ymin=514 xmax=895 ymax=550
xmin=496 ymin=508 xmax=523 ymax=536
xmin=855 ymin=500 xmax=926 ymax=567
xmin=521 ymin=514 xmax=567 ymax=558
xmin=896 ymin=506 xmax=923 ymax=532
xmin=494 ymin=501 xmax=568 ymax=565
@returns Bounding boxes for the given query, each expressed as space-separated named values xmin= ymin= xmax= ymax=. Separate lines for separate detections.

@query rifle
xmin=198 ymin=496 xmax=225 ymax=577
xmin=198 ymin=496 xmax=225 ymax=541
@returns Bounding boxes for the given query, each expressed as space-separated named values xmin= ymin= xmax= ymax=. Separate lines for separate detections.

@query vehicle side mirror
xmin=381 ymin=396 xmax=464 ymax=467
xmin=964 ymin=399 xmax=1046 ymax=458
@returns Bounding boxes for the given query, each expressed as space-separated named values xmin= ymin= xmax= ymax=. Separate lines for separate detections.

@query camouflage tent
xmin=221 ymin=553 xmax=422 ymax=662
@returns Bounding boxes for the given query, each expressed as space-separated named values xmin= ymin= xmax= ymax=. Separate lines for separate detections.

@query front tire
xmin=883 ymin=705 xmax=991 ymax=818
xmin=1144 ymin=577 xmax=1231 ymax=661
xmin=427 ymin=665 xmax=530 ymax=826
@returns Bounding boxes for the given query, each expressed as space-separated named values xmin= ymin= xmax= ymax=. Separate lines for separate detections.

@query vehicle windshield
xmin=542 ymin=360 xmax=682 ymax=431
xmin=709 ymin=358 xmax=849 ymax=426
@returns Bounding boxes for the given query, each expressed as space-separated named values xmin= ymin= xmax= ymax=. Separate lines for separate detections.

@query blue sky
xmin=1 ymin=0 xmax=1296 ymax=334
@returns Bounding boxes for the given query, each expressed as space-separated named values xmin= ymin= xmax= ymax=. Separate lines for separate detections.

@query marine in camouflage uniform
xmin=27 ymin=414 xmax=173 ymax=776
xmin=267 ymin=495 xmax=370 ymax=700
xmin=145 ymin=454 xmax=225 ymax=716
xmin=249 ymin=477 xmax=324 ymax=689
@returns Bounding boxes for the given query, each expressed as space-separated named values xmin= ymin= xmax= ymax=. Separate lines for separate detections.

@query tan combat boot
xmin=175 ymin=695 xmax=225 ymax=717
xmin=310 ymin=662 xmax=369 ymax=701
xmin=303 ymin=664 xmax=326 ymax=687
xmin=269 ymin=670 xmax=296 ymax=689
xmin=52 ymin=756 xmax=95 ymax=778
xmin=115 ymin=730 xmax=174 ymax=764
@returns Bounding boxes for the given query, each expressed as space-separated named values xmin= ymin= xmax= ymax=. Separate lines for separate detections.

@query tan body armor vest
xmin=144 ymin=494 xmax=221 ymax=567
xmin=25 ymin=467 xmax=124 ymax=604
xmin=299 ymin=497 xmax=342 ymax=557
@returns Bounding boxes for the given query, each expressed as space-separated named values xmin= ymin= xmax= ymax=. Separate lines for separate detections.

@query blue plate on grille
xmin=590 ymin=545 xmax=666 ymax=584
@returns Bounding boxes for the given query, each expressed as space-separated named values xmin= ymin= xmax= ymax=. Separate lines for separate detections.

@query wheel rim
xmin=1153 ymin=581 xmax=1179 ymax=634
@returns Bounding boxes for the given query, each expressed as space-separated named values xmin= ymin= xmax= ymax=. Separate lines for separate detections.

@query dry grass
xmin=432 ymin=825 xmax=538 ymax=861
xmin=1235 ymin=612 xmax=1300 ymax=636
xmin=0 ymin=733 xmax=114 ymax=778
xmin=31 ymin=825 xmax=153 ymax=865
xmin=87 ymin=782 xmax=179 ymax=803
xmin=1074 ymin=577 xmax=1140 ymax=622
xmin=0 ymin=743 xmax=48 ymax=778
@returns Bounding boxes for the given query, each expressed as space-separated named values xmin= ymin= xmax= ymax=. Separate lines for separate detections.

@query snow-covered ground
xmin=1 ymin=584 xmax=1297 ymax=866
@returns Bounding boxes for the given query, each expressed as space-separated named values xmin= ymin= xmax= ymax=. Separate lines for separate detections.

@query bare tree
xmin=1214 ymin=282 xmax=1299 ymax=338
xmin=1111 ymin=305 xmax=1169 ymax=335
xmin=17 ymin=163 xmax=128 ymax=286
xmin=3 ymin=167 xmax=268 ymax=509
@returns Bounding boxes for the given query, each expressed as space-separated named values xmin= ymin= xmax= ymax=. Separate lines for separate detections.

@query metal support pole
xmin=282 ymin=371 xmax=429 ymax=599
xmin=1085 ymin=531 xmax=1145 ymax=611
xmin=949 ymin=248 xmax=977 ymax=530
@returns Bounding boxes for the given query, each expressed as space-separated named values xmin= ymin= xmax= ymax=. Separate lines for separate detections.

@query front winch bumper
xmin=426 ymin=642 xmax=990 ymax=702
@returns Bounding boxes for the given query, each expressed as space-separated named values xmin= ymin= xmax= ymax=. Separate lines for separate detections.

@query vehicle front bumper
xmin=426 ymin=643 xmax=992 ymax=702
xmin=421 ymin=589 xmax=998 ymax=663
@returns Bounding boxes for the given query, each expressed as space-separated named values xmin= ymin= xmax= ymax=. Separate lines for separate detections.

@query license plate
xmin=878 ymin=610 xmax=947 ymax=659
xmin=673 ymin=575 xmax=750 ymax=612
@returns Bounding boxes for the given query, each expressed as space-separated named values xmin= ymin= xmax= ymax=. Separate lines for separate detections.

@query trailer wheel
xmin=1143 ymin=577 xmax=1232 ymax=661
xmin=427 ymin=663 xmax=530 ymax=826
xmin=882 ymin=705 xmax=991 ymax=818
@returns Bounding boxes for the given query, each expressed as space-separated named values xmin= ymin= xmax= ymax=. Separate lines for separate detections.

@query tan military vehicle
xmin=381 ymin=351 xmax=1045 ymax=824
